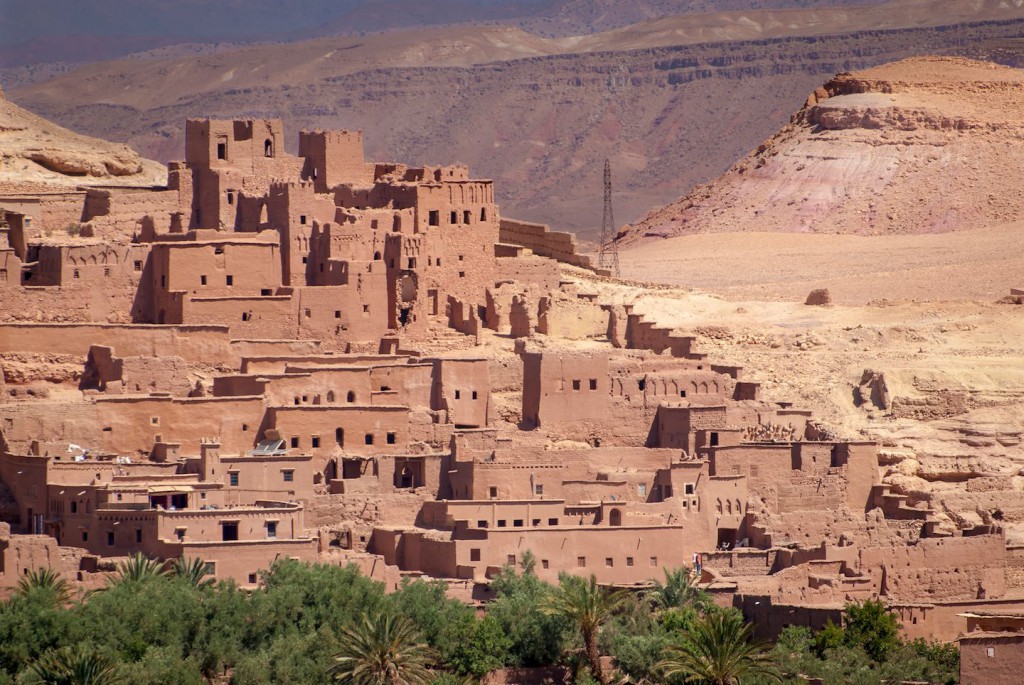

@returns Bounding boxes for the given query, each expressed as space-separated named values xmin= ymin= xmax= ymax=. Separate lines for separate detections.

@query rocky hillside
xmin=0 ymin=82 xmax=165 ymax=190
xmin=620 ymin=56 xmax=1024 ymax=244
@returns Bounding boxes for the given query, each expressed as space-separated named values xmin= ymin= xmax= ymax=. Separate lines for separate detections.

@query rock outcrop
xmin=621 ymin=57 xmax=1024 ymax=244
xmin=0 ymin=80 xmax=165 ymax=189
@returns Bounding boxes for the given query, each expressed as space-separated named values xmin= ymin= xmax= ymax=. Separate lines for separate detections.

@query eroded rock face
xmin=0 ymin=81 xmax=164 ymax=188
xmin=623 ymin=56 xmax=1024 ymax=243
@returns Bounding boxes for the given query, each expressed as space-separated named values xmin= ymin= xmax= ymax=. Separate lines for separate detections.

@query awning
xmin=148 ymin=485 xmax=194 ymax=494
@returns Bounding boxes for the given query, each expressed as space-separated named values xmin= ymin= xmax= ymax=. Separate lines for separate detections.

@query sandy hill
xmin=0 ymin=82 xmax=165 ymax=190
xmin=620 ymin=56 xmax=1024 ymax=245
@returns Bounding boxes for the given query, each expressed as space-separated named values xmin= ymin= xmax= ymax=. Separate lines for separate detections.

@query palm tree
xmin=16 ymin=567 xmax=71 ymax=604
xmin=329 ymin=612 xmax=434 ymax=685
xmin=544 ymin=574 xmax=629 ymax=684
xmin=108 ymin=552 xmax=167 ymax=586
xmin=647 ymin=567 xmax=712 ymax=614
xmin=656 ymin=611 xmax=780 ymax=685
xmin=24 ymin=644 xmax=123 ymax=685
xmin=170 ymin=556 xmax=214 ymax=588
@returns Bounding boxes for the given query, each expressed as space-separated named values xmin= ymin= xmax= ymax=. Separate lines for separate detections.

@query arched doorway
xmin=609 ymin=508 xmax=622 ymax=526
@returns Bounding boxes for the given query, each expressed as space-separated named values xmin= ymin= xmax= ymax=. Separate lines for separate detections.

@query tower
xmin=598 ymin=158 xmax=620 ymax=277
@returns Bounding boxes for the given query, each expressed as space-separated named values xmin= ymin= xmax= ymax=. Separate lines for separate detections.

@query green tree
xmin=656 ymin=611 xmax=780 ymax=685
xmin=108 ymin=553 xmax=167 ymax=587
xmin=23 ymin=644 xmax=123 ymax=685
xmin=841 ymin=600 xmax=901 ymax=663
xmin=328 ymin=612 xmax=434 ymax=685
xmin=647 ymin=567 xmax=711 ymax=615
xmin=15 ymin=568 xmax=71 ymax=604
xmin=169 ymin=557 xmax=213 ymax=588
xmin=488 ymin=558 xmax=569 ymax=667
xmin=544 ymin=574 xmax=629 ymax=684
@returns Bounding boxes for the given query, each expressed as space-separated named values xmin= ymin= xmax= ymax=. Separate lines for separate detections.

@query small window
xmin=497 ymin=520 xmax=507 ymax=528
xmin=104 ymin=267 xmax=111 ymax=277
xmin=136 ymin=529 xmax=143 ymax=543
xmin=150 ymin=417 xmax=159 ymax=425
xmin=680 ymin=390 xmax=687 ymax=397
xmin=334 ymin=310 xmax=341 ymax=319
xmin=589 ymin=379 xmax=598 ymax=390
xmin=513 ymin=519 xmax=524 ymax=528
xmin=82 ymin=531 xmax=88 ymax=542
xmin=472 ymin=391 xmax=478 ymax=400
xmin=261 ymin=288 xmax=272 ymax=296
xmin=226 ymin=275 xmax=233 ymax=286
xmin=266 ymin=521 xmax=277 ymax=539
xmin=450 ymin=210 xmax=458 ymax=224
xmin=73 ymin=269 xmax=80 ymax=279
xmin=535 ymin=484 xmax=544 ymax=495
xmin=480 ymin=207 xmax=487 ymax=221
xmin=685 ymin=483 xmax=695 ymax=495
xmin=650 ymin=556 xmax=658 ymax=567
xmin=70 ymin=501 xmax=77 ymax=514
xmin=217 ymin=142 xmax=226 ymax=159
xmin=227 ymin=191 xmax=234 ymax=205
xmin=626 ymin=557 xmax=634 ymax=567
xmin=365 ymin=434 xmax=374 ymax=445
xmin=454 ymin=390 xmax=461 ymax=400
xmin=606 ymin=558 xmax=613 ymax=567
xmin=532 ymin=519 xmax=541 ymax=526
xmin=638 ymin=484 xmax=647 ymax=497
xmin=229 ymin=472 xmax=239 ymax=487
xmin=347 ymin=391 xmax=356 ymax=403
xmin=107 ymin=531 xmax=115 ymax=546
xmin=506 ymin=554 xmax=516 ymax=565
xmin=548 ymin=518 xmax=558 ymax=525
xmin=200 ymin=275 xmax=207 ymax=286
xmin=304 ymin=308 xmax=311 ymax=318
xmin=577 ymin=557 xmax=586 ymax=567
xmin=291 ymin=437 xmax=299 ymax=448
xmin=299 ymin=215 xmax=307 ymax=225
xmin=572 ymin=380 xmax=581 ymax=391
xmin=386 ymin=433 xmax=396 ymax=445
xmin=458 ymin=271 xmax=465 ymax=278
xmin=541 ymin=559 xmax=549 ymax=569
xmin=362 ymin=305 xmax=369 ymax=313
xmin=477 ymin=520 xmax=488 ymax=528
xmin=428 ymin=210 xmax=439 ymax=226
xmin=133 ymin=260 xmax=142 ymax=271
xmin=470 ymin=548 xmax=481 ymax=562
xmin=161 ymin=275 xmax=166 ymax=288
xmin=311 ymin=436 xmax=320 ymax=448
xmin=710 ymin=432 xmax=720 ymax=447
xmin=489 ymin=487 xmax=498 ymax=499
xmin=283 ymin=470 xmax=294 ymax=482
xmin=203 ymin=562 xmax=216 ymax=576
xmin=248 ymin=573 xmax=258 ymax=584
xmin=407 ymin=258 xmax=416 ymax=269
xmin=463 ymin=210 xmax=471 ymax=224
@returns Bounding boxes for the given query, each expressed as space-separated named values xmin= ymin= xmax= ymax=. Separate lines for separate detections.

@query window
xmin=291 ymin=437 xmax=299 ymax=448
xmin=507 ymin=554 xmax=516 ymax=565
xmin=261 ymin=288 xmax=272 ymax=296
xmin=136 ymin=529 xmax=143 ymax=543
xmin=150 ymin=416 xmax=159 ymax=425
xmin=347 ymin=391 xmax=356 ymax=403
xmin=386 ymin=432 xmax=396 ymax=445
xmin=70 ymin=501 xmax=77 ymax=514
xmin=454 ymin=390 xmax=461 ymax=400
xmin=266 ymin=521 xmax=277 ymax=539
xmin=304 ymin=308 xmax=311 ymax=318
xmin=463 ymin=210 xmax=471 ymax=223
xmin=589 ymin=379 xmax=598 ymax=390
xmin=680 ymin=390 xmax=687 ymax=397
xmin=458 ymin=271 xmax=465 ymax=278
xmin=685 ymin=483 xmax=695 ymax=495
xmin=217 ymin=142 xmax=226 ymax=159
xmin=311 ymin=435 xmax=320 ymax=448
xmin=73 ymin=269 xmax=80 ymax=279
xmin=477 ymin=520 xmax=488 ymax=528
xmin=626 ymin=557 xmax=634 ymax=566
xmin=227 ymin=191 xmax=234 ymax=205
xmin=472 ymin=391 xmax=478 ymax=400
xmin=535 ymin=484 xmax=544 ymax=495
xmin=513 ymin=519 xmax=524 ymax=527
xmin=450 ymin=210 xmax=458 ymax=224
xmin=428 ymin=210 xmax=439 ymax=226
xmin=82 ymin=531 xmax=88 ymax=542
xmin=638 ymin=484 xmax=647 ymax=497
xmin=229 ymin=472 xmax=239 ymax=487
xmin=541 ymin=559 xmax=549 ymax=569
xmin=407 ymin=258 xmax=416 ymax=269
xmin=577 ymin=557 xmax=586 ymax=567
xmin=572 ymin=380 xmax=581 ymax=391
xmin=532 ymin=519 xmax=541 ymax=526
xmin=548 ymin=518 xmax=558 ymax=526
xmin=362 ymin=304 xmax=369 ymax=313
xmin=497 ymin=520 xmax=507 ymax=528
xmin=606 ymin=558 xmax=613 ymax=567
xmin=334 ymin=310 xmax=341 ymax=318
xmin=650 ymin=556 xmax=658 ymax=567
xmin=710 ymin=432 xmax=720 ymax=447
xmin=104 ymin=267 xmax=110 ymax=277
xmin=200 ymin=275 xmax=207 ymax=286
xmin=107 ymin=531 xmax=115 ymax=546
xmin=283 ymin=470 xmax=294 ymax=482
xmin=300 ymin=214 xmax=307 ymax=224
xmin=203 ymin=562 xmax=216 ymax=576
xmin=470 ymin=548 xmax=481 ymax=562
xmin=226 ymin=275 xmax=233 ymax=286
xmin=221 ymin=522 xmax=239 ymax=542
xmin=161 ymin=274 xmax=166 ymax=288
xmin=480 ymin=207 xmax=487 ymax=221
xmin=365 ymin=434 xmax=374 ymax=445
xmin=248 ymin=573 xmax=258 ymax=584
xmin=489 ymin=487 xmax=498 ymax=499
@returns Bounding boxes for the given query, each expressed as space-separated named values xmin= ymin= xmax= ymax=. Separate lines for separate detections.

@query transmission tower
xmin=598 ymin=158 xmax=620 ymax=277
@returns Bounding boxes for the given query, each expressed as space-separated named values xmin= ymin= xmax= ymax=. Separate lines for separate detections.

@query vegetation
xmin=0 ymin=558 xmax=959 ymax=685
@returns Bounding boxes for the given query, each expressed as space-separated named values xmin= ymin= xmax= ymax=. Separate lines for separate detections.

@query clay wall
xmin=495 ymin=256 xmax=562 ymax=292
xmin=298 ymin=129 xmax=374 ymax=192
xmin=0 ymin=323 xmax=235 ymax=363
xmin=498 ymin=218 xmax=595 ymax=270
xmin=521 ymin=349 xmax=609 ymax=427
xmin=431 ymin=358 xmax=490 ymax=428
xmin=960 ymin=634 xmax=1024 ymax=685
xmin=266 ymin=405 xmax=411 ymax=462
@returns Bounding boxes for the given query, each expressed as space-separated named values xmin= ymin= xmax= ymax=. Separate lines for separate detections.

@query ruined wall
xmin=498 ymin=218 xmax=596 ymax=270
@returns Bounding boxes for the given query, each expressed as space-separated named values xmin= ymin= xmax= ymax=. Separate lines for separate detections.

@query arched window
xmin=373 ymin=251 xmax=381 ymax=261
xmin=335 ymin=428 xmax=344 ymax=447
xmin=326 ymin=391 xmax=335 ymax=403
xmin=347 ymin=391 xmax=356 ymax=403
xmin=264 ymin=139 xmax=274 ymax=157
xmin=609 ymin=508 xmax=622 ymax=526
